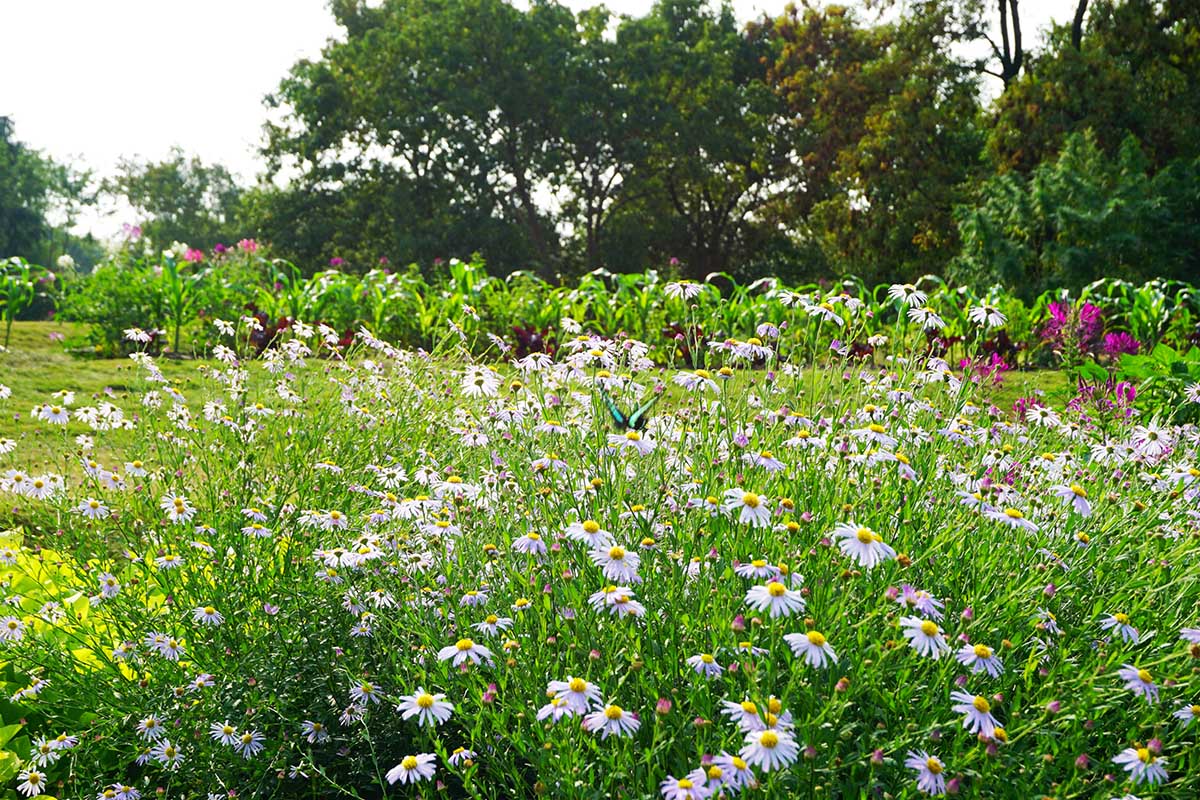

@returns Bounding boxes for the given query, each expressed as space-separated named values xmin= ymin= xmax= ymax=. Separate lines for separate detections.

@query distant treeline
xmin=3 ymin=0 xmax=1198 ymax=298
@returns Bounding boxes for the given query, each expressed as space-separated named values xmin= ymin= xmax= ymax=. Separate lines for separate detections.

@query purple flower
xmin=184 ymin=248 xmax=205 ymax=263
xmin=1041 ymin=301 xmax=1104 ymax=355
xmin=1103 ymin=332 xmax=1141 ymax=357
xmin=329 ymin=257 xmax=345 ymax=267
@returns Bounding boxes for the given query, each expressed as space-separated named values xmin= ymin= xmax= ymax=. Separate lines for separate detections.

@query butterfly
xmin=599 ymin=387 xmax=662 ymax=432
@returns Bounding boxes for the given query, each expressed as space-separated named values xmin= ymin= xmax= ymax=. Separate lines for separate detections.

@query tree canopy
xmin=5 ymin=0 xmax=1199 ymax=294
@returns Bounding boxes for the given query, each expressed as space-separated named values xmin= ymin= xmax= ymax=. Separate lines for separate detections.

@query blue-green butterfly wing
xmin=599 ymin=387 xmax=630 ymax=429
xmin=627 ymin=393 xmax=662 ymax=430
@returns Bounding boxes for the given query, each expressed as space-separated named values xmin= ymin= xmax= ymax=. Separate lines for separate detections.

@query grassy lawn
xmin=1 ymin=320 xmax=1066 ymax=468
xmin=1 ymin=321 xmax=219 ymax=472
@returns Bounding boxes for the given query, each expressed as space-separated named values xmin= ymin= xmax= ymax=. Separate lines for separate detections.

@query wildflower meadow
xmin=1 ymin=286 xmax=1198 ymax=800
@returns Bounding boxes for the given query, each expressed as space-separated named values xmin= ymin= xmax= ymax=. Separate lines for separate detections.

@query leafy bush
xmin=1112 ymin=343 xmax=1200 ymax=424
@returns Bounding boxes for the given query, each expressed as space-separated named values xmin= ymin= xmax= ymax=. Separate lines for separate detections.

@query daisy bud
xmin=884 ymin=586 xmax=900 ymax=601
xmin=692 ymin=716 xmax=711 ymax=728
xmin=1148 ymin=738 xmax=1163 ymax=755
xmin=589 ymin=649 xmax=601 ymax=660
xmin=1046 ymin=700 xmax=1060 ymax=714
xmin=803 ymin=745 xmax=817 ymax=760
xmin=945 ymin=777 xmax=960 ymax=794
xmin=1083 ymin=719 xmax=1094 ymax=730
xmin=655 ymin=698 xmax=672 ymax=716
xmin=1043 ymin=583 xmax=1056 ymax=597
xmin=961 ymin=606 xmax=974 ymax=620
xmin=870 ymin=749 xmax=884 ymax=765
xmin=985 ymin=741 xmax=998 ymax=757
xmin=834 ymin=677 xmax=850 ymax=693
xmin=731 ymin=615 xmax=746 ymax=632
xmin=954 ymin=674 xmax=968 ymax=688
xmin=1074 ymin=753 xmax=1089 ymax=770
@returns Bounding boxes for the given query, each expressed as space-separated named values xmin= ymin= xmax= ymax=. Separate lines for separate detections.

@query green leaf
xmin=0 ymin=724 xmax=20 ymax=748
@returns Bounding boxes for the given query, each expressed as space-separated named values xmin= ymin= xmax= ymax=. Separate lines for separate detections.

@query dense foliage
xmin=5 ymin=0 xmax=1199 ymax=292
xmin=2 ymin=293 xmax=1200 ymax=798
xmin=0 ymin=118 xmax=100 ymax=270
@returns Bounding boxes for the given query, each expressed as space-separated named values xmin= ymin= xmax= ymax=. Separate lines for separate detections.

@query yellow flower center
xmin=920 ymin=621 xmax=939 ymax=636
xmin=678 ymin=778 xmax=693 ymax=789
xmin=1115 ymin=613 xmax=1129 ymax=624
xmin=700 ymin=654 xmax=714 ymax=664
xmin=1004 ymin=508 xmax=1024 ymax=519
xmin=973 ymin=696 xmax=991 ymax=713
xmin=401 ymin=755 xmax=419 ymax=770
xmin=926 ymin=758 xmax=943 ymax=774
xmin=455 ymin=638 xmax=474 ymax=651
xmin=416 ymin=693 xmax=435 ymax=708
xmin=1137 ymin=748 xmax=1151 ymax=763
xmin=1138 ymin=669 xmax=1152 ymax=684
xmin=569 ymin=678 xmax=587 ymax=693
xmin=625 ymin=430 xmax=642 ymax=441
xmin=760 ymin=731 xmax=779 ymax=748
xmin=855 ymin=527 xmax=874 ymax=543
xmin=1070 ymin=484 xmax=1087 ymax=497
xmin=767 ymin=582 xmax=786 ymax=597
xmin=740 ymin=701 xmax=757 ymax=714
xmin=973 ymin=644 xmax=992 ymax=658
xmin=732 ymin=756 xmax=748 ymax=770
xmin=582 ymin=520 xmax=600 ymax=534
xmin=204 ymin=606 xmax=215 ymax=615
xmin=742 ymin=493 xmax=760 ymax=508
xmin=807 ymin=631 xmax=826 ymax=647
xmin=695 ymin=369 xmax=711 ymax=379
xmin=604 ymin=705 xmax=623 ymax=720
xmin=869 ymin=423 xmax=886 ymax=434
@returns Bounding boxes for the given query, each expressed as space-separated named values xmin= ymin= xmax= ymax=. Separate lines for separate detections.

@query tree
xmin=1 ymin=116 xmax=98 ymax=266
xmin=264 ymin=0 xmax=578 ymax=275
xmin=988 ymin=0 xmax=1200 ymax=172
xmin=614 ymin=0 xmax=795 ymax=280
xmin=106 ymin=147 xmax=244 ymax=249
xmin=0 ymin=116 xmax=50 ymax=259
xmin=953 ymin=131 xmax=1200 ymax=299
xmin=982 ymin=0 xmax=1023 ymax=88
xmin=755 ymin=1 xmax=985 ymax=283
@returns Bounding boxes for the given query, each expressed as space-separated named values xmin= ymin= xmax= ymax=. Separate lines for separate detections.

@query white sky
xmin=1 ymin=0 xmax=1082 ymax=238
